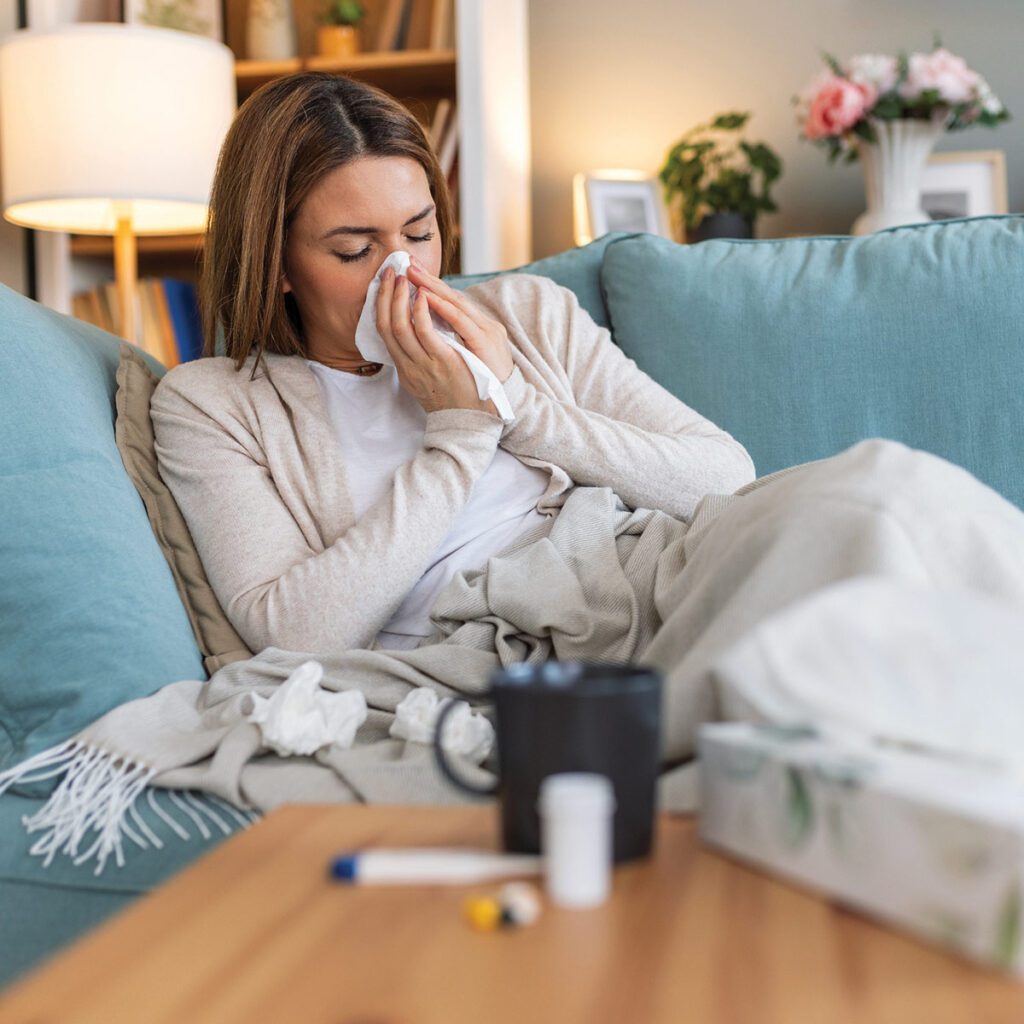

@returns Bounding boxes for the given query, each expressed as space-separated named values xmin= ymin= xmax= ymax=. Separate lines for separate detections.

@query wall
xmin=2 ymin=2 xmax=1021 ymax=289
xmin=528 ymin=0 xmax=1024 ymax=258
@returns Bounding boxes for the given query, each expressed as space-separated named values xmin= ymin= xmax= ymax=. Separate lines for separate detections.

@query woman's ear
xmin=282 ymin=274 xmax=292 ymax=295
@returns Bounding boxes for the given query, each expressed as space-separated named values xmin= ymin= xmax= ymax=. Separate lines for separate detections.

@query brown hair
xmin=199 ymin=72 xmax=457 ymax=378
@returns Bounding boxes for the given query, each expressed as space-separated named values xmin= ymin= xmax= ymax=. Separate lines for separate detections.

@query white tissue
xmin=389 ymin=687 xmax=495 ymax=765
xmin=246 ymin=660 xmax=368 ymax=757
xmin=354 ymin=250 xmax=514 ymax=423
xmin=714 ymin=577 xmax=1024 ymax=781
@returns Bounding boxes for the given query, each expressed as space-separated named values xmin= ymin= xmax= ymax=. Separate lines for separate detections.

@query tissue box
xmin=698 ymin=722 xmax=1024 ymax=976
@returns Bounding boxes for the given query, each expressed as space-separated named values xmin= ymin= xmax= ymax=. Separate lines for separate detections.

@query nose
xmin=376 ymin=248 xmax=411 ymax=276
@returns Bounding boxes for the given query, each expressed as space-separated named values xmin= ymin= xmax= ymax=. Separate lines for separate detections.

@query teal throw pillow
xmin=600 ymin=215 xmax=1024 ymax=508
xmin=0 ymin=285 xmax=207 ymax=792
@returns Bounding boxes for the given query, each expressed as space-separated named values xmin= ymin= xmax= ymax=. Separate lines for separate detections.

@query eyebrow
xmin=319 ymin=203 xmax=435 ymax=240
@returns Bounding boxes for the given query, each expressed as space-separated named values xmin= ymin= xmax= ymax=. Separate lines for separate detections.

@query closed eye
xmin=336 ymin=232 xmax=435 ymax=263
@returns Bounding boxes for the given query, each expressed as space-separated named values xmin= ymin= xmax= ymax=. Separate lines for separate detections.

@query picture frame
xmin=572 ymin=171 xmax=673 ymax=246
xmin=25 ymin=0 xmax=122 ymax=23
xmin=121 ymin=0 xmax=225 ymax=44
xmin=920 ymin=150 xmax=1009 ymax=221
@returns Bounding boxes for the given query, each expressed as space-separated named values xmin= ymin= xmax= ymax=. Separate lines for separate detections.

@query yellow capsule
xmin=463 ymin=895 xmax=502 ymax=932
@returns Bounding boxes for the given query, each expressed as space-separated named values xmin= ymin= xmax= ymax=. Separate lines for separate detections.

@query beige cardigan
xmin=150 ymin=272 xmax=756 ymax=655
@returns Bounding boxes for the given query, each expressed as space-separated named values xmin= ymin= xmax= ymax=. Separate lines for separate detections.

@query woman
xmin=150 ymin=72 xmax=756 ymax=658
xmin=153 ymin=70 xmax=1024 ymax=706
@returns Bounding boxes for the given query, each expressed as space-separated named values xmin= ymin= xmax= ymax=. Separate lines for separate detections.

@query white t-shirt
xmin=306 ymin=360 xmax=550 ymax=647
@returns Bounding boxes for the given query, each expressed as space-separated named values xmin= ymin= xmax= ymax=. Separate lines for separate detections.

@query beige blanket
xmin=6 ymin=439 xmax=1024 ymax=874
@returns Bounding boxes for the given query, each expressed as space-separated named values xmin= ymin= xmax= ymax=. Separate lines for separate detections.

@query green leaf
xmin=896 ymin=51 xmax=910 ymax=88
xmin=783 ymin=767 xmax=814 ymax=848
xmin=821 ymin=50 xmax=844 ymax=76
xmin=850 ymin=120 xmax=874 ymax=142
xmin=871 ymin=95 xmax=903 ymax=121
xmin=996 ymin=881 xmax=1022 ymax=970
xmin=710 ymin=111 xmax=750 ymax=132
xmin=325 ymin=0 xmax=364 ymax=24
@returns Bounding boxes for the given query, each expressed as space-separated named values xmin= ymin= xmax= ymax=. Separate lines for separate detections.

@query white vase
xmin=246 ymin=0 xmax=298 ymax=61
xmin=850 ymin=116 xmax=947 ymax=235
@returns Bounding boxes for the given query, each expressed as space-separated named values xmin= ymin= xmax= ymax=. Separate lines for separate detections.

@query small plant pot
xmin=316 ymin=24 xmax=361 ymax=58
xmin=685 ymin=212 xmax=754 ymax=244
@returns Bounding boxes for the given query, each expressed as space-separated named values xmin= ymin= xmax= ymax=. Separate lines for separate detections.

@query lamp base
xmin=114 ymin=216 xmax=138 ymax=344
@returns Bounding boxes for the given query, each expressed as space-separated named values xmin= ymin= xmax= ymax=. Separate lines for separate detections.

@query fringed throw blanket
xmin=7 ymin=440 xmax=1024 ymax=876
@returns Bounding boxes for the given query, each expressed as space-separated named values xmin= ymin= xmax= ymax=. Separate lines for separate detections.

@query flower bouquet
xmin=793 ymin=37 xmax=1010 ymax=234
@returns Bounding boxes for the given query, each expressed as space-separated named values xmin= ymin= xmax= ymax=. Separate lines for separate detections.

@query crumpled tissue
xmin=354 ymin=250 xmax=514 ymax=423
xmin=245 ymin=660 xmax=368 ymax=757
xmin=389 ymin=687 xmax=495 ymax=765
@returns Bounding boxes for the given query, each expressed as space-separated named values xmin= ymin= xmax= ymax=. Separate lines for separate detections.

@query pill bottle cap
xmin=537 ymin=772 xmax=616 ymax=817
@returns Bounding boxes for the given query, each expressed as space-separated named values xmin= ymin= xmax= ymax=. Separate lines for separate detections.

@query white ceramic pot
xmin=246 ymin=0 xmax=298 ymax=61
xmin=850 ymin=116 xmax=947 ymax=235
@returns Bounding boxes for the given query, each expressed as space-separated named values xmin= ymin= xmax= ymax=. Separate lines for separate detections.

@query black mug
xmin=433 ymin=661 xmax=663 ymax=863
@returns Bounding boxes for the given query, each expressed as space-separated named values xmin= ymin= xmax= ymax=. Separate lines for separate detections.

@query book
xmin=429 ymin=97 xmax=451 ymax=150
xmin=394 ymin=0 xmax=414 ymax=49
xmin=430 ymin=0 xmax=453 ymax=50
xmin=72 ymin=292 xmax=93 ymax=326
xmin=447 ymin=147 xmax=459 ymax=218
xmin=152 ymin=279 xmax=179 ymax=369
xmin=102 ymin=282 xmax=121 ymax=337
xmin=402 ymin=0 xmax=435 ymax=50
xmin=375 ymin=0 xmax=406 ymax=51
xmin=87 ymin=289 xmax=108 ymax=335
xmin=437 ymin=100 xmax=458 ymax=177
xmin=138 ymin=280 xmax=165 ymax=364
xmin=163 ymin=279 xmax=204 ymax=363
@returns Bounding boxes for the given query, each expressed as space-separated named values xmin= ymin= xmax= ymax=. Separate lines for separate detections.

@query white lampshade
xmin=0 ymin=22 xmax=236 ymax=235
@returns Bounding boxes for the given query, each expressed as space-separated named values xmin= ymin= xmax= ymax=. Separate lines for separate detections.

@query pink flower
xmin=899 ymin=48 xmax=981 ymax=105
xmin=848 ymin=54 xmax=899 ymax=97
xmin=803 ymin=75 xmax=874 ymax=139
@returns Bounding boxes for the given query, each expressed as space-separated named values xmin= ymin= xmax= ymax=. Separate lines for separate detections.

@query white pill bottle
xmin=537 ymin=772 xmax=616 ymax=908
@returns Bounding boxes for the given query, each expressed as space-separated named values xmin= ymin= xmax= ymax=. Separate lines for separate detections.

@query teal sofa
xmin=2 ymin=213 xmax=1023 ymax=988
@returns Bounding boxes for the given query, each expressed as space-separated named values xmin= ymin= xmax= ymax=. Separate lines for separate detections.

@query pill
xmin=463 ymin=895 xmax=503 ymax=932
xmin=499 ymin=881 xmax=542 ymax=926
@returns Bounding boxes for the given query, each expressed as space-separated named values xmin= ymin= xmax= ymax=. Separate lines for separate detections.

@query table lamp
xmin=0 ymin=22 xmax=236 ymax=344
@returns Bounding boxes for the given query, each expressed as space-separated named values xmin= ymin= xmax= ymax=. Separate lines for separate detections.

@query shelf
xmin=235 ymin=50 xmax=457 ymax=99
xmin=70 ymin=234 xmax=204 ymax=257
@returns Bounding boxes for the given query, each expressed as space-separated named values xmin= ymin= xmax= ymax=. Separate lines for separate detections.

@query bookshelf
xmin=31 ymin=0 xmax=531 ymax=339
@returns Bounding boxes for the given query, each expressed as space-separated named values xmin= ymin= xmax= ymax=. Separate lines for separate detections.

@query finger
xmin=406 ymin=265 xmax=487 ymax=328
xmin=374 ymin=268 xmax=393 ymax=338
xmin=390 ymin=272 xmax=426 ymax=360
xmin=410 ymin=288 xmax=450 ymax=356
xmin=418 ymin=288 xmax=481 ymax=340
xmin=376 ymin=269 xmax=417 ymax=363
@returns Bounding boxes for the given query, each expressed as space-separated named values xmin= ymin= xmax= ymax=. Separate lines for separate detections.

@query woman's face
xmin=282 ymin=155 xmax=444 ymax=368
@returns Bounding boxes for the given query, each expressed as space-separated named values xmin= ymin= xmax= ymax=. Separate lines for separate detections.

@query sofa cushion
xmin=443 ymin=230 xmax=637 ymax=328
xmin=0 ymin=285 xmax=207 ymax=790
xmin=115 ymin=344 xmax=254 ymax=675
xmin=600 ymin=214 xmax=1024 ymax=509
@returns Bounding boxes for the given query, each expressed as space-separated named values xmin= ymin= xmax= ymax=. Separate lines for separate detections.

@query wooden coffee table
xmin=2 ymin=804 xmax=1024 ymax=1023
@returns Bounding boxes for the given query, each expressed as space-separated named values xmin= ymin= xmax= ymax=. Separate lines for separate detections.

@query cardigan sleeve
xmin=495 ymin=275 xmax=756 ymax=521
xmin=151 ymin=373 xmax=503 ymax=656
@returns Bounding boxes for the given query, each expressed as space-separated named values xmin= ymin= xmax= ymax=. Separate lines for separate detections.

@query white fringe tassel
xmin=0 ymin=739 xmax=262 ymax=876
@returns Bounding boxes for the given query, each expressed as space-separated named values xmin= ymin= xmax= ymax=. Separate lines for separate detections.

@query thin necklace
xmin=352 ymin=362 xmax=383 ymax=376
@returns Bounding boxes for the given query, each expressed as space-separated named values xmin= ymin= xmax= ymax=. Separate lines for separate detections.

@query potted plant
xmin=794 ymin=36 xmax=1010 ymax=234
xmin=658 ymin=112 xmax=783 ymax=243
xmin=316 ymin=0 xmax=365 ymax=59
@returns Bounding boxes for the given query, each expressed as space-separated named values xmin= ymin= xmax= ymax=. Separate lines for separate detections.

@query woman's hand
xmin=405 ymin=259 xmax=516 ymax=384
xmin=376 ymin=265 xmax=499 ymax=417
